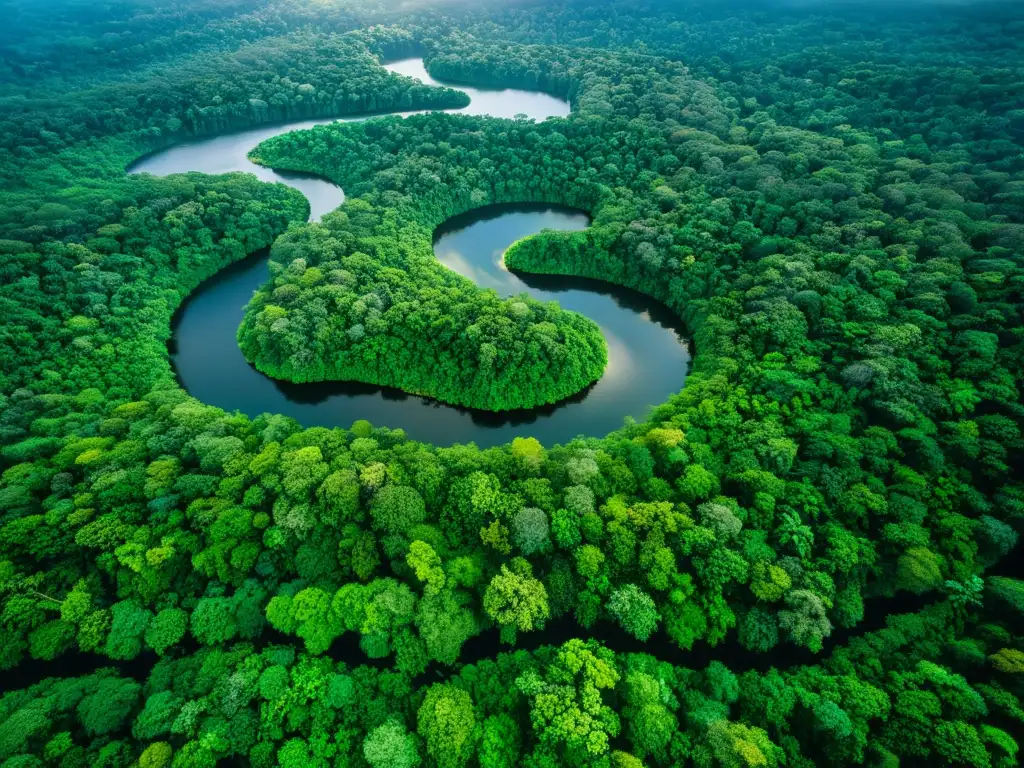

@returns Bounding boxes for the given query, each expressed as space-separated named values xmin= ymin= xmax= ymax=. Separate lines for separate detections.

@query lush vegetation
xmin=1 ymin=0 xmax=1023 ymax=766
xmin=235 ymin=194 xmax=607 ymax=410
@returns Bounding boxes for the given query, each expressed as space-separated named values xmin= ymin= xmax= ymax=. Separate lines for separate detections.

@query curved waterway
xmin=129 ymin=58 xmax=570 ymax=221
xmin=132 ymin=59 xmax=690 ymax=447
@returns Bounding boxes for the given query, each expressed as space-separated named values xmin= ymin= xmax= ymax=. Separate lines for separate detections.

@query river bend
xmin=130 ymin=59 xmax=690 ymax=447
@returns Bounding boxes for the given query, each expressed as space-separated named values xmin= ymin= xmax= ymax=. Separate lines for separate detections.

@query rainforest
xmin=1 ymin=0 xmax=1023 ymax=766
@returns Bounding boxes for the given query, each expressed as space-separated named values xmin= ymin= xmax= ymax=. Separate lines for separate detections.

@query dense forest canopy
xmin=0 ymin=0 xmax=1023 ymax=766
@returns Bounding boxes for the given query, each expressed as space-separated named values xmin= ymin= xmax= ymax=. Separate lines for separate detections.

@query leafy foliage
xmin=0 ymin=0 xmax=1022 ymax=766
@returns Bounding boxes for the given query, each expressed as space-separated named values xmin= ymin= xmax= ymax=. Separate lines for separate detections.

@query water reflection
xmin=138 ymin=60 xmax=689 ymax=446
xmin=166 ymin=204 xmax=688 ymax=446
xmin=129 ymin=58 xmax=569 ymax=222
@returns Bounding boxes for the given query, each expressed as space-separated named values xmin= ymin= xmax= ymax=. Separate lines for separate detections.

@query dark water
xmin=134 ymin=59 xmax=690 ymax=447
xmin=168 ymin=205 xmax=689 ymax=446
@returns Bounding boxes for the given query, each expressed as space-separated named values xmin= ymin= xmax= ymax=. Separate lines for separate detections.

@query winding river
xmin=130 ymin=59 xmax=690 ymax=447
xmin=9 ymin=60 xmax=1010 ymax=699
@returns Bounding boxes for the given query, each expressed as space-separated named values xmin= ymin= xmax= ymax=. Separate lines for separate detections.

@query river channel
xmin=130 ymin=59 xmax=690 ymax=447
